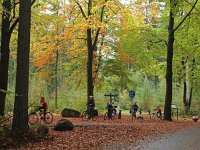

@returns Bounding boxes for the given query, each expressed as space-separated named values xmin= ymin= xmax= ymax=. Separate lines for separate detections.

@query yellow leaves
xmin=85 ymin=16 xmax=105 ymax=30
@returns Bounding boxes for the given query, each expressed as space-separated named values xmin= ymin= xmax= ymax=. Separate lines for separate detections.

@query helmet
xmin=89 ymin=95 xmax=94 ymax=98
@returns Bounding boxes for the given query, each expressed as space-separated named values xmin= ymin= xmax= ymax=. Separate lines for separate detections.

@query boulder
xmin=61 ymin=108 xmax=81 ymax=118
xmin=54 ymin=119 xmax=74 ymax=131
xmin=37 ymin=125 xmax=49 ymax=134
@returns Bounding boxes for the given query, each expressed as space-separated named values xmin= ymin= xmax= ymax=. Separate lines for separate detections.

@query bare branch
xmin=184 ymin=0 xmax=200 ymax=12
xmin=174 ymin=0 xmax=199 ymax=32
xmin=76 ymin=2 xmax=87 ymax=19
xmin=84 ymin=0 xmax=88 ymax=4
xmin=9 ymin=0 xmax=36 ymax=35
xmin=92 ymin=1 xmax=107 ymax=49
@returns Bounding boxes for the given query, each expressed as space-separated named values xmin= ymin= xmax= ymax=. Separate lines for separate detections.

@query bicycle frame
xmin=131 ymin=110 xmax=137 ymax=121
xmin=28 ymin=107 xmax=53 ymax=125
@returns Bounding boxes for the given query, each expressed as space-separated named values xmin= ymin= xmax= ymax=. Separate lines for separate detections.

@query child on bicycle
xmin=39 ymin=96 xmax=48 ymax=118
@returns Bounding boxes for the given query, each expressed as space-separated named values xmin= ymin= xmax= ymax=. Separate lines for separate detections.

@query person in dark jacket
xmin=87 ymin=95 xmax=95 ymax=118
xmin=130 ymin=102 xmax=139 ymax=118
xmin=106 ymin=102 xmax=113 ymax=119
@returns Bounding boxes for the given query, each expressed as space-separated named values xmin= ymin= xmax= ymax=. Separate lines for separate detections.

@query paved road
xmin=131 ymin=128 xmax=200 ymax=150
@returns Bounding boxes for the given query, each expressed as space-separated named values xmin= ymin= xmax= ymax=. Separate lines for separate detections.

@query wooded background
xmin=0 ymin=0 xmax=199 ymax=131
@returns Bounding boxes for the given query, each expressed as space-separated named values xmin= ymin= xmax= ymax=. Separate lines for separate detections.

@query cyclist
xmin=113 ymin=105 xmax=117 ymax=115
xmin=38 ymin=96 xmax=48 ymax=119
xmin=106 ymin=102 xmax=113 ymax=119
xmin=154 ymin=105 xmax=162 ymax=118
xmin=87 ymin=95 xmax=95 ymax=118
xmin=130 ymin=102 xmax=139 ymax=119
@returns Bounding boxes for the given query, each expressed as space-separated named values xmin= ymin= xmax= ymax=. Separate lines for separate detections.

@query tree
xmin=0 ymin=0 xmax=36 ymax=116
xmin=164 ymin=0 xmax=198 ymax=120
xmin=12 ymin=0 xmax=31 ymax=131
xmin=0 ymin=0 xmax=15 ymax=116
xmin=76 ymin=0 xmax=129 ymax=100
xmin=75 ymin=0 xmax=104 ymax=99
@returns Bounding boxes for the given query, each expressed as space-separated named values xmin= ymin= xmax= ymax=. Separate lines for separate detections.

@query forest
xmin=0 ymin=0 xmax=200 ymax=132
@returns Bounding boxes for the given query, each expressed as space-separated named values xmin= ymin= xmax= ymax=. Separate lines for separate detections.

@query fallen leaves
xmin=1 ymin=114 xmax=200 ymax=150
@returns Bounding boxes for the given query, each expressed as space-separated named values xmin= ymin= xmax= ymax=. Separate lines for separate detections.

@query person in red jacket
xmin=155 ymin=105 xmax=162 ymax=118
xmin=39 ymin=96 xmax=48 ymax=118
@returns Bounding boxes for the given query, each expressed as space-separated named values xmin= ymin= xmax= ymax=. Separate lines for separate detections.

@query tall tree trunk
xmin=188 ymin=58 xmax=195 ymax=109
xmin=183 ymin=81 xmax=187 ymax=104
xmin=0 ymin=0 xmax=11 ymax=116
xmin=0 ymin=0 xmax=36 ymax=116
xmin=164 ymin=0 xmax=198 ymax=121
xmin=182 ymin=57 xmax=189 ymax=113
xmin=182 ymin=57 xmax=187 ymax=107
xmin=189 ymin=86 xmax=193 ymax=108
xmin=12 ymin=0 xmax=31 ymax=132
xmin=182 ymin=57 xmax=195 ymax=113
xmin=55 ymin=50 xmax=58 ymax=108
xmin=77 ymin=0 xmax=103 ymax=101
xmin=164 ymin=10 xmax=174 ymax=121
xmin=87 ymin=0 xmax=94 ymax=100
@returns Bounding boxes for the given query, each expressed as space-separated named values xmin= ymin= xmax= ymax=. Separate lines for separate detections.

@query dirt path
xmin=131 ymin=128 xmax=200 ymax=150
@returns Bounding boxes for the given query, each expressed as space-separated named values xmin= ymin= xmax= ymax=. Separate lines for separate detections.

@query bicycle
xmin=130 ymin=109 xmax=137 ymax=121
xmin=81 ymin=108 xmax=98 ymax=121
xmin=149 ymin=111 xmax=162 ymax=119
xmin=104 ymin=107 xmax=118 ymax=120
xmin=28 ymin=106 xmax=53 ymax=125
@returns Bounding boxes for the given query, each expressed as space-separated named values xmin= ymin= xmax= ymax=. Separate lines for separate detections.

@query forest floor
xmin=1 ymin=114 xmax=200 ymax=150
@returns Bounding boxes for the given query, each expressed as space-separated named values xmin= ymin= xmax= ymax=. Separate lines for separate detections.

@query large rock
xmin=61 ymin=108 xmax=81 ymax=118
xmin=37 ymin=125 xmax=49 ymax=134
xmin=54 ymin=119 xmax=74 ymax=131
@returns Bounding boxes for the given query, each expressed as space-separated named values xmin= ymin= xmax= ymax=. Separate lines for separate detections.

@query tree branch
xmin=184 ymin=0 xmax=200 ymax=12
xmin=9 ymin=18 xmax=19 ymax=36
xmin=76 ymin=2 xmax=87 ymax=19
xmin=174 ymin=0 xmax=198 ymax=32
xmin=92 ymin=1 xmax=106 ymax=49
xmin=9 ymin=0 xmax=37 ymax=36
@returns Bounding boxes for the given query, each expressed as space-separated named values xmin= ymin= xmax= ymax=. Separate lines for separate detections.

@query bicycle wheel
xmin=44 ymin=112 xmax=53 ymax=124
xmin=104 ymin=112 xmax=108 ymax=120
xmin=82 ymin=111 xmax=89 ymax=121
xmin=92 ymin=113 xmax=98 ymax=121
xmin=111 ymin=112 xmax=116 ymax=120
xmin=157 ymin=112 xmax=162 ymax=119
xmin=150 ymin=112 xmax=156 ymax=119
xmin=131 ymin=111 xmax=136 ymax=121
xmin=28 ymin=112 xmax=38 ymax=125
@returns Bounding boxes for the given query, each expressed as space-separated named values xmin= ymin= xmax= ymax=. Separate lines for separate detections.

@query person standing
xmin=106 ymin=102 xmax=113 ymax=119
xmin=87 ymin=95 xmax=95 ymax=118
xmin=130 ymin=102 xmax=139 ymax=119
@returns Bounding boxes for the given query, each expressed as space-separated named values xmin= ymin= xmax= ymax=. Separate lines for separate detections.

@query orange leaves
xmin=120 ymin=52 xmax=134 ymax=63
xmin=33 ymin=49 xmax=54 ymax=68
